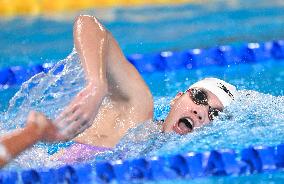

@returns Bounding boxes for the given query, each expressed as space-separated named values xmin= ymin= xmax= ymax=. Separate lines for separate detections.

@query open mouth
xmin=173 ymin=117 xmax=194 ymax=135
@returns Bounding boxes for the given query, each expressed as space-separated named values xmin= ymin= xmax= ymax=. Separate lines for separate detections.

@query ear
xmin=170 ymin=92 xmax=183 ymax=106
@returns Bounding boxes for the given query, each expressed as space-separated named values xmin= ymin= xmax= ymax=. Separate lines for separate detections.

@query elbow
xmin=74 ymin=15 xmax=94 ymax=25
xmin=74 ymin=15 xmax=107 ymax=36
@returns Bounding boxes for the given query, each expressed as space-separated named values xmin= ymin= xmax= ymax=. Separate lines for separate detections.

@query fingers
xmin=56 ymin=111 xmax=93 ymax=141
xmin=27 ymin=111 xmax=37 ymax=123
xmin=60 ymin=118 xmax=90 ymax=140
xmin=56 ymin=104 xmax=79 ymax=123
xmin=27 ymin=111 xmax=49 ymax=129
xmin=27 ymin=111 xmax=56 ymax=140
xmin=52 ymin=91 xmax=97 ymax=141
xmin=56 ymin=93 xmax=83 ymax=122
xmin=55 ymin=106 xmax=81 ymax=130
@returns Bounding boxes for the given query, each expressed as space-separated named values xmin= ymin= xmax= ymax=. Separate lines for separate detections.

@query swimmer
xmin=0 ymin=15 xmax=237 ymax=167
xmin=0 ymin=111 xmax=64 ymax=167
xmin=49 ymin=14 xmax=237 ymax=152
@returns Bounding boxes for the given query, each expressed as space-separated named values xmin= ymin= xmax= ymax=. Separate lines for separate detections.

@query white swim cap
xmin=189 ymin=77 xmax=237 ymax=107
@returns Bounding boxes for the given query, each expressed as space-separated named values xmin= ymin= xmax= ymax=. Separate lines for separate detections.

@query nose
xmin=193 ymin=110 xmax=202 ymax=121
xmin=192 ymin=107 xmax=207 ymax=123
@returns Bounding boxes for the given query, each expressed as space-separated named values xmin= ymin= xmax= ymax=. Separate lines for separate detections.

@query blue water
xmin=1 ymin=52 xmax=283 ymax=175
xmin=0 ymin=0 xmax=284 ymax=183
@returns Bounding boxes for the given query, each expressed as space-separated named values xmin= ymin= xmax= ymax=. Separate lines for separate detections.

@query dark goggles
xmin=186 ymin=88 xmax=221 ymax=121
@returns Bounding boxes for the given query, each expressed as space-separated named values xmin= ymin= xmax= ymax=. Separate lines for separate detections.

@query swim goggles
xmin=186 ymin=88 xmax=221 ymax=121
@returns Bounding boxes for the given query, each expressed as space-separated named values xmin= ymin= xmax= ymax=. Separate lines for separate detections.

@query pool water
xmin=0 ymin=0 xmax=284 ymax=183
xmin=0 ymin=52 xmax=283 ymax=170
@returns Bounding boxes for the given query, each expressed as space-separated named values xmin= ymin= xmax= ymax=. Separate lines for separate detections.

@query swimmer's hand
xmin=54 ymin=83 xmax=107 ymax=140
xmin=26 ymin=111 xmax=65 ymax=142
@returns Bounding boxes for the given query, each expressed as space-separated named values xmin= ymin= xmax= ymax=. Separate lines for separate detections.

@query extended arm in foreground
xmin=0 ymin=111 xmax=61 ymax=168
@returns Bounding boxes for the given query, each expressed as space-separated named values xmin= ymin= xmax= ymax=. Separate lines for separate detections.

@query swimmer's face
xmin=162 ymin=88 xmax=224 ymax=135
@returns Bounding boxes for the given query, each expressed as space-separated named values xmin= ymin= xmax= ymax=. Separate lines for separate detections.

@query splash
xmin=0 ymin=50 xmax=87 ymax=170
xmin=1 ymin=51 xmax=85 ymax=130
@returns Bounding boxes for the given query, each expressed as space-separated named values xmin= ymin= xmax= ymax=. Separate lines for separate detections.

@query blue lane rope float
xmin=0 ymin=144 xmax=284 ymax=183
xmin=1 ymin=40 xmax=284 ymax=89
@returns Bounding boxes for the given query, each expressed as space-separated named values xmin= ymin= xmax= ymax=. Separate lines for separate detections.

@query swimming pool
xmin=0 ymin=0 xmax=284 ymax=183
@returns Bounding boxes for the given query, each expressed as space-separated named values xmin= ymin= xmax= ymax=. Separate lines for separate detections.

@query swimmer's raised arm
xmin=73 ymin=15 xmax=152 ymax=113
xmin=55 ymin=15 xmax=153 ymax=141
xmin=54 ymin=15 xmax=110 ymax=139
